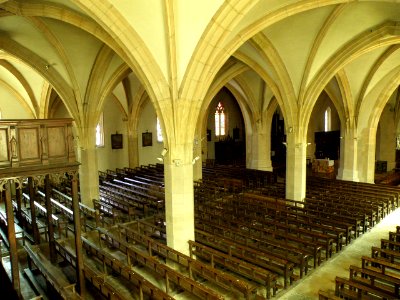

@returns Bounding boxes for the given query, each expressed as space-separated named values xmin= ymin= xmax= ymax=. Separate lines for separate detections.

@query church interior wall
xmin=97 ymin=94 xmax=129 ymax=171
xmin=137 ymin=99 xmax=164 ymax=166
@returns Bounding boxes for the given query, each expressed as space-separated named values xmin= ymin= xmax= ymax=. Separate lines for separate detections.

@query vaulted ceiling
xmin=0 ymin=0 xmax=399 ymax=135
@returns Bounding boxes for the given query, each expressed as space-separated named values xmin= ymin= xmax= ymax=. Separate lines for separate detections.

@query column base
xmin=336 ymin=168 xmax=359 ymax=182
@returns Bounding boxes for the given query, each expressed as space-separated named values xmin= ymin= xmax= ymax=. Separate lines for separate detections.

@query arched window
xmin=157 ymin=117 xmax=163 ymax=142
xmin=96 ymin=112 xmax=104 ymax=147
xmin=324 ymin=107 xmax=331 ymax=132
xmin=215 ymin=102 xmax=226 ymax=136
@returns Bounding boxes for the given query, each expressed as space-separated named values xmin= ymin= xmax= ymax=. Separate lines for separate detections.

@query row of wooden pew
xmin=192 ymin=170 xmax=400 ymax=296
xmin=53 ymin=219 xmax=273 ymax=299
xmin=92 ymin=164 xmax=400 ymax=299
xmin=319 ymin=226 xmax=400 ymax=299
xmin=98 ymin=166 xmax=165 ymax=222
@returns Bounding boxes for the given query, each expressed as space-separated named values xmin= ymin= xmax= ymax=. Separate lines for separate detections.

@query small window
xmin=157 ymin=117 xmax=163 ymax=142
xmin=215 ymin=102 xmax=226 ymax=136
xmin=96 ymin=112 xmax=104 ymax=147
xmin=324 ymin=107 xmax=331 ymax=132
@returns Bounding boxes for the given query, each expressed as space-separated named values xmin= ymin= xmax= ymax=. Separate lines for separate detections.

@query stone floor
xmin=275 ymin=207 xmax=400 ymax=300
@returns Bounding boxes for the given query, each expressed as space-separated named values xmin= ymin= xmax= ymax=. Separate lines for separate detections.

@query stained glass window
xmin=215 ymin=102 xmax=226 ymax=136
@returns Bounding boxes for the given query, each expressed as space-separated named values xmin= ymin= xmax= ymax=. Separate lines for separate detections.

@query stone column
xmin=164 ymin=143 xmax=195 ymax=255
xmin=192 ymin=139 xmax=203 ymax=181
xmin=78 ymin=144 xmax=99 ymax=207
xmin=337 ymin=131 xmax=359 ymax=181
xmin=249 ymin=131 xmax=273 ymax=171
xmin=128 ymin=128 xmax=139 ymax=168
xmin=285 ymin=134 xmax=307 ymax=201
xmin=358 ymin=127 xmax=376 ymax=183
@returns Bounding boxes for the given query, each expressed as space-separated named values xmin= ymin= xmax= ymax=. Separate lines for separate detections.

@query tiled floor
xmin=275 ymin=207 xmax=400 ymax=299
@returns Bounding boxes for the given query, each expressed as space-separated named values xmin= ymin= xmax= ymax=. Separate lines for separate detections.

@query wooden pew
xmin=318 ymin=289 xmax=341 ymax=300
xmin=102 ymin=181 xmax=163 ymax=213
xmin=100 ymin=184 xmax=152 ymax=218
xmin=92 ymin=229 xmax=228 ymax=300
xmin=20 ymin=193 xmax=52 ymax=240
xmin=111 ymin=225 xmax=260 ymax=299
xmin=335 ymin=276 xmax=395 ymax=299
xmin=99 ymin=190 xmax=138 ymax=219
xmin=55 ymin=239 xmax=172 ymax=300
xmin=197 ymin=198 xmax=336 ymax=259
xmin=349 ymin=265 xmax=400 ymax=298
xmin=25 ymin=245 xmax=80 ymax=299
xmin=389 ymin=231 xmax=400 ymax=243
xmin=92 ymin=199 xmax=121 ymax=225
xmin=188 ymin=240 xmax=278 ymax=298
xmin=371 ymin=246 xmax=400 ymax=264
xmin=194 ymin=228 xmax=308 ymax=281
xmin=381 ymin=238 xmax=400 ymax=252
xmin=196 ymin=210 xmax=324 ymax=268
xmin=240 ymin=192 xmax=358 ymax=243
xmin=0 ymin=210 xmax=25 ymax=247
xmin=51 ymin=188 xmax=99 ymax=230
xmin=195 ymin=223 xmax=312 ymax=281
xmin=361 ymin=256 xmax=400 ymax=280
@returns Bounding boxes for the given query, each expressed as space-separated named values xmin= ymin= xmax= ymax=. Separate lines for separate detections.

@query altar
xmin=312 ymin=158 xmax=334 ymax=174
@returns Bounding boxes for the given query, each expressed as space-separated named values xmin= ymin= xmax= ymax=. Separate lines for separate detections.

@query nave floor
xmin=275 ymin=207 xmax=400 ymax=300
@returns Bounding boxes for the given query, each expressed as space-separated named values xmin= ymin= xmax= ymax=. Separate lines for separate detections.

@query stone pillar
xmin=193 ymin=140 xmax=203 ymax=181
xmin=249 ymin=131 xmax=273 ymax=171
xmin=337 ymin=131 xmax=359 ymax=181
xmin=164 ymin=144 xmax=195 ymax=255
xmin=4 ymin=180 xmax=20 ymax=297
xmin=128 ymin=129 xmax=139 ymax=168
xmin=285 ymin=134 xmax=307 ymax=201
xmin=78 ymin=144 xmax=99 ymax=207
xmin=71 ymin=172 xmax=85 ymax=296
xmin=358 ymin=128 xmax=376 ymax=183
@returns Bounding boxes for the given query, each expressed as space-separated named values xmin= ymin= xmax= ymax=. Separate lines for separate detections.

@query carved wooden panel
xmin=48 ymin=126 xmax=66 ymax=158
xmin=18 ymin=127 xmax=40 ymax=163
xmin=0 ymin=119 xmax=76 ymax=170
xmin=0 ymin=128 xmax=9 ymax=164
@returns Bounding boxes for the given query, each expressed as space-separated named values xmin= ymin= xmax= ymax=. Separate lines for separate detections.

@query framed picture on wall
xmin=142 ymin=132 xmax=152 ymax=147
xmin=111 ymin=133 xmax=123 ymax=149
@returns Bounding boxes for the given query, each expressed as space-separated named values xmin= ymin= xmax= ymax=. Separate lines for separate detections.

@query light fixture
xmin=157 ymin=148 xmax=168 ymax=162
xmin=192 ymin=156 xmax=200 ymax=165
xmin=282 ymin=142 xmax=287 ymax=147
